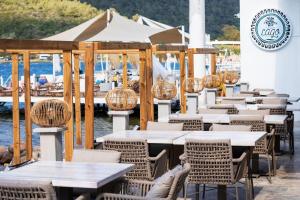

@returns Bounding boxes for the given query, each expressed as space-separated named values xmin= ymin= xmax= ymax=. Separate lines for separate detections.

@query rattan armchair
xmin=96 ymin=164 xmax=191 ymax=200
xmin=180 ymin=139 xmax=248 ymax=200
xmin=103 ymin=139 xmax=168 ymax=181
xmin=0 ymin=179 xmax=90 ymax=200
xmin=169 ymin=114 xmax=204 ymax=131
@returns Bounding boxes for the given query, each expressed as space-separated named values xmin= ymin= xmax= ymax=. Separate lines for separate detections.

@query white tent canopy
xmin=45 ymin=10 xmax=185 ymax=44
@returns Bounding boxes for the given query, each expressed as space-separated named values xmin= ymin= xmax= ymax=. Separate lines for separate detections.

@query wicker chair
xmin=169 ymin=114 xmax=204 ymax=131
xmin=97 ymin=164 xmax=191 ymax=200
xmin=221 ymin=98 xmax=246 ymax=105
xmin=181 ymin=139 xmax=248 ymax=200
xmin=208 ymin=104 xmax=239 ymax=114
xmin=103 ymin=139 xmax=168 ymax=181
xmin=229 ymin=115 xmax=275 ymax=181
xmin=198 ymin=108 xmax=228 ymax=114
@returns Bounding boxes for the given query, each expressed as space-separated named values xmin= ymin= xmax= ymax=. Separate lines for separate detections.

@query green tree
xmin=217 ymin=25 xmax=240 ymax=41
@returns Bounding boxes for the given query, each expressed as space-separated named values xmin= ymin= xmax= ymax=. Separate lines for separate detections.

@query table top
xmin=96 ymin=130 xmax=189 ymax=144
xmin=0 ymin=161 xmax=134 ymax=189
xmin=173 ymin=131 xmax=267 ymax=146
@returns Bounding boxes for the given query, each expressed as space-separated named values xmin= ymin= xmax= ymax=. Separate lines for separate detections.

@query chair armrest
xmin=232 ymin=151 xmax=249 ymax=181
xmin=232 ymin=152 xmax=247 ymax=163
xmin=149 ymin=149 xmax=168 ymax=179
xmin=75 ymin=193 xmax=91 ymax=200
xmin=179 ymin=153 xmax=186 ymax=165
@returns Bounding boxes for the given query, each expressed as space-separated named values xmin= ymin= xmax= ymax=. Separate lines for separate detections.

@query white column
xmin=225 ymin=84 xmax=235 ymax=97
xmin=108 ymin=110 xmax=133 ymax=132
xmin=157 ymin=100 xmax=172 ymax=122
xmin=189 ymin=0 xmax=206 ymax=79
xmin=186 ymin=93 xmax=199 ymax=114
xmin=206 ymin=89 xmax=217 ymax=105
xmin=33 ymin=127 xmax=65 ymax=161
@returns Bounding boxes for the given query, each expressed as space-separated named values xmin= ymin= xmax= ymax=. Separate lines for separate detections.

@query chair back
xmin=209 ymin=124 xmax=252 ymax=132
xmin=208 ymin=104 xmax=239 ymax=114
xmin=167 ymin=164 xmax=191 ymax=200
xmin=198 ymin=108 xmax=228 ymax=114
xmin=103 ymin=139 xmax=152 ymax=180
xmin=72 ymin=149 xmax=121 ymax=163
xmin=184 ymin=139 xmax=234 ymax=185
xmin=0 ymin=179 xmax=56 ymax=200
xmin=230 ymin=115 xmax=267 ymax=154
xmin=146 ymin=121 xmax=183 ymax=131
xmin=238 ymin=109 xmax=270 ymax=116
xmin=169 ymin=114 xmax=203 ymax=131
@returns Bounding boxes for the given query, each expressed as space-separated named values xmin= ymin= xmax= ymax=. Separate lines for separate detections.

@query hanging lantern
xmin=105 ymin=88 xmax=138 ymax=111
xmin=203 ymin=75 xmax=222 ymax=88
xmin=183 ymin=78 xmax=204 ymax=93
xmin=31 ymin=99 xmax=71 ymax=127
xmin=223 ymin=71 xmax=240 ymax=84
xmin=152 ymin=80 xmax=177 ymax=100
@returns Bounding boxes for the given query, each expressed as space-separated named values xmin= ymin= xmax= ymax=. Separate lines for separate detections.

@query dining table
xmin=0 ymin=161 xmax=134 ymax=200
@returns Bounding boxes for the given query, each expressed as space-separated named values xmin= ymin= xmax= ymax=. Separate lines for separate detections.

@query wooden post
xmin=84 ymin=43 xmax=94 ymax=149
xmin=63 ymin=51 xmax=73 ymax=161
xmin=211 ymin=54 xmax=217 ymax=75
xmin=12 ymin=53 xmax=20 ymax=164
xmin=74 ymin=54 xmax=81 ymax=145
xmin=179 ymin=51 xmax=187 ymax=113
xmin=122 ymin=53 xmax=128 ymax=88
xmin=187 ymin=49 xmax=194 ymax=78
xmin=139 ymin=50 xmax=147 ymax=130
xmin=23 ymin=51 xmax=32 ymax=160
xmin=146 ymin=49 xmax=154 ymax=121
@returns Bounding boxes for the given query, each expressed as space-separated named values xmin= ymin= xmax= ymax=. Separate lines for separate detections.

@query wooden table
xmin=174 ymin=131 xmax=266 ymax=200
xmin=0 ymin=161 xmax=134 ymax=200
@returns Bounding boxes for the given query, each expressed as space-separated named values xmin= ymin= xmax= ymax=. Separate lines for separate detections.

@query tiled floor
xmin=184 ymin=122 xmax=300 ymax=200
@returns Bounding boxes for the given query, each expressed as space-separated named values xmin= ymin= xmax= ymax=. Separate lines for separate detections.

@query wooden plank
xmin=187 ymin=49 xmax=194 ymax=78
xmin=84 ymin=43 xmax=95 ymax=149
xmin=146 ymin=49 xmax=154 ymax=121
xmin=0 ymin=39 xmax=79 ymax=50
xmin=179 ymin=51 xmax=186 ymax=113
xmin=95 ymin=50 xmax=139 ymax=54
xmin=23 ymin=51 xmax=32 ymax=160
xmin=91 ymin=42 xmax=151 ymax=50
xmin=63 ymin=51 xmax=73 ymax=161
xmin=190 ymin=48 xmax=219 ymax=54
xmin=139 ymin=50 xmax=147 ymax=130
xmin=122 ymin=53 xmax=128 ymax=88
xmin=74 ymin=54 xmax=82 ymax=145
xmin=12 ymin=53 xmax=20 ymax=164
xmin=210 ymin=54 xmax=217 ymax=75
xmin=152 ymin=44 xmax=187 ymax=52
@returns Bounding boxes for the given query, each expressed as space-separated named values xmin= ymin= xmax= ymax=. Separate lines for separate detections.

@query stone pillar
xmin=225 ymin=84 xmax=235 ymax=97
xmin=206 ymin=89 xmax=217 ymax=105
xmin=33 ymin=127 xmax=66 ymax=161
xmin=240 ymin=82 xmax=249 ymax=92
xmin=108 ymin=110 xmax=134 ymax=132
xmin=186 ymin=93 xmax=199 ymax=114
xmin=157 ymin=100 xmax=172 ymax=122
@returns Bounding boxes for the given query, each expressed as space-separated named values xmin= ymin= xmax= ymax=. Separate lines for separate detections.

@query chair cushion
xmin=210 ymin=124 xmax=252 ymax=132
xmin=238 ymin=109 xmax=270 ymax=116
xmin=72 ymin=149 xmax=121 ymax=163
xmin=229 ymin=115 xmax=264 ymax=121
xmin=198 ymin=108 xmax=228 ymax=114
xmin=145 ymin=165 xmax=183 ymax=198
xmin=147 ymin=121 xmax=183 ymax=131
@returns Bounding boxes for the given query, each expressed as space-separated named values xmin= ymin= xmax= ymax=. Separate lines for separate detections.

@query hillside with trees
xmin=0 ymin=0 xmax=240 ymax=40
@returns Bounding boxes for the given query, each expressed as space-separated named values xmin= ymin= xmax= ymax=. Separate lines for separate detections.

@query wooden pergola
xmin=0 ymin=39 xmax=218 ymax=164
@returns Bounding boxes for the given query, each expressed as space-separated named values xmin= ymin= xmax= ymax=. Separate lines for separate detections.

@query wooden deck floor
xmin=183 ymin=121 xmax=300 ymax=200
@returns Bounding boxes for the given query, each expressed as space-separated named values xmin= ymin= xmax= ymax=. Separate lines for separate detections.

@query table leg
xmin=56 ymin=187 xmax=73 ymax=200
xmin=252 ymin=153 xmax=259 ymax=175
xmin=217 ymin=185 xmax=227 ymax=200
xmin=246 ymin=147 xmax=254 ymax=200
xmin=274 ymin=135 xmax=281 ymax=154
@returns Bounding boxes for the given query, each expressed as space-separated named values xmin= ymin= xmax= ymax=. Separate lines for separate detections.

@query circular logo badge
xmin=251 ymin=9 xmax=292 ymax=51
